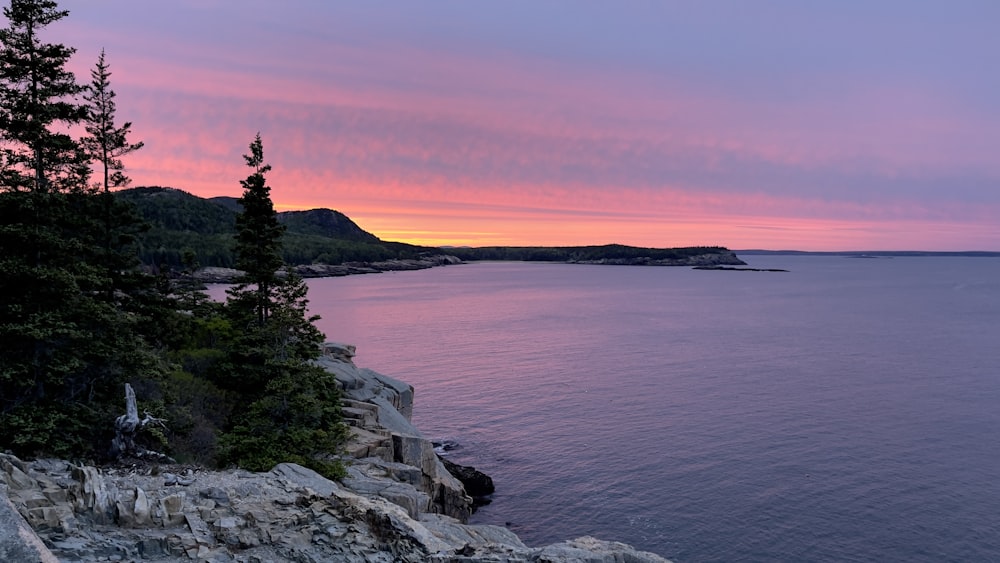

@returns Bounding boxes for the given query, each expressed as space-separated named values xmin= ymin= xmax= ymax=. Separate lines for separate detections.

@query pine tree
xmin=81 ymin=49 xmax=143 ymax=193
xmin=218 ymin=134 xmax=346 ymax=476
xmin=0 ymin=1 xmax=166 ymax=458
xmin=229 ymin=132 xmax=285 ymax=328
xmin=221 ymin=133 xmax=327 ymax=393
xmin=0 ymin=0 xmax=88 ymax=194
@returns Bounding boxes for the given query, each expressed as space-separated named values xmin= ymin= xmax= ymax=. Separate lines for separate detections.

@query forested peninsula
xmin=117 ymin=186 xmax=745 ymax=281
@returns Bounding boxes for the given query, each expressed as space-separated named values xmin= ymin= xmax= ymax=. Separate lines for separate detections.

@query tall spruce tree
xmin=218 ymin=134 xmax=346 ymax=477
xmin=81 ymin=49 xmax=143 ymax=193
xmin=230 ymin=133 xmax=285 ymax=328
xmin=0 ymin=0 xmax=87 ymax=194
xmin=221 ymin=133 xmax=327 ymax=394
xmin=80 ymin=48 xmax=151 ymax=305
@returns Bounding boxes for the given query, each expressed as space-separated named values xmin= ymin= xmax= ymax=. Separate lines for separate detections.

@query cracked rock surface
xmin=0 ymin=344 xmax=670 ymax=562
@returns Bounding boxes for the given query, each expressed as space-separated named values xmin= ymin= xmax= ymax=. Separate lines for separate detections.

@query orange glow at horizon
xmin=267 ymin=184 xmax=1000 ymax=252
xmin=54 ymin=3 xmax=1000 ymax=253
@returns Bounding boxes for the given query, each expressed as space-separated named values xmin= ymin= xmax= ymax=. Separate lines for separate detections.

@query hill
xmin=736 ymin=249 xmax=1000 ymax=257
xmin=116 ymin=187 xmax=744 ymax=271
xmin=115 ymin=187 xmax=432 ymax=268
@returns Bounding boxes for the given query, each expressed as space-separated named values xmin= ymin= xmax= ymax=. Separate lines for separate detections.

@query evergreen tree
xmin=230 ymin=132 xmax=285 ymax=327
xmin=0 ymin=0 xmax=87 ymax=194
xmin=218 ymin=133 xmax=346 ymax=477
xmin=0 ymin=1 xmax=166 ymax=458
xmin=81 ymin=49 xmax=143 ymax=193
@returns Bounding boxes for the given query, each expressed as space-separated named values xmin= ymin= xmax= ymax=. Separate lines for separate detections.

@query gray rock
xmin=0 ymin=486 xmax=59 ymax=563
xmin=71 ymin=465 xmax=116 ymax=524
xmin=533 ymin=536 xmax=671 ymax=562
xmin=271 ymin=462 xmax=341 ymax=498
xmin=373 ymin=396 xmax=421 ymax=436
xmin=341 ymin=470 xmax=430 ymax=518
xmin=0 ymin=344 xmax=673 ymax=563
xmin=133 ymin=486 xmax=151 ymax=526
xmin=199 ymin=486 xmax=231 ymax=506
xmin=420 ymin=512 xmax=527 ymax=549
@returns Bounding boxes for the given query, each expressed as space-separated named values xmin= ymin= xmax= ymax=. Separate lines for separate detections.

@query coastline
xmin=193 ymin=254 xmax=464 ymax=284
xmin=193 ymin=248 xmax=746 ymax=284
xmin=0 ymin=343 xmax=671 ymax=562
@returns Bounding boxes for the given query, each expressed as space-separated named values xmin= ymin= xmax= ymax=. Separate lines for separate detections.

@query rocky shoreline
xmin=1 ymin=343 xmax=671 ymax=562
xmin=192 ymin=250 xmax=746 ymax=284
xmin=193 ymin=255 xmax=464 ymax=284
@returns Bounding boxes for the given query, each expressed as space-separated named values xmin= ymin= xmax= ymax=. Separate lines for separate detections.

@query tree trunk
xmin=110 ymin=383 xmax=174 ymax=463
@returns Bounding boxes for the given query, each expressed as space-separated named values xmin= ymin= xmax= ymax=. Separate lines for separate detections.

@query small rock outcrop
xmin=0 ymin=343 xmax=671 ymax=562
xmin=0 ymin=483 xmax=59 ymax=563
xmin=440 ymin=457 xmax=495 ymax=500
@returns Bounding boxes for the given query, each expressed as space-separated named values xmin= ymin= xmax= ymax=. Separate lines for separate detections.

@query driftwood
xmin=110 ymin=383 xmax=175 ymax=463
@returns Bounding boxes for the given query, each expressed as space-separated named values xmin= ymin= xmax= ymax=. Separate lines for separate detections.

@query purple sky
xmin=48 ymin=1 xmax=1000 ymax=249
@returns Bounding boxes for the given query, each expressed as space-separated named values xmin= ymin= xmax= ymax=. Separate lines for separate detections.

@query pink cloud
xmin=50 ymin=6 xmax=1000 ymax=251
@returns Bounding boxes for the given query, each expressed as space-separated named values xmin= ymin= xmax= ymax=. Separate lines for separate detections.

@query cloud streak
xmin=48 ymin=0 xmax=1000 ymax=250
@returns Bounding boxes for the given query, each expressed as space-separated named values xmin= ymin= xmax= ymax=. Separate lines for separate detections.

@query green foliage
xmin=229 ymin=133 xmax=285 ymax=327
xmin=116 ymin=187 xmax=237 ymax=234
xmin=215 ymin=134 xmax=348 ymax=475
xmin=112 ymin=186 xmax=433 ymax=268
xmin=233 ymin=134 xmax=284 ymax=283
xmin=0 ymin=4 xmax=347 ymax=471
xmin=277 ymin=209 xmax=381 ymax=242
xmin=158 ymin=369 xmax=231 ymax=465
xmin=1 ymin=401 xmax=111 ymax=460
xmin=218 ymin=365 xmax=347 ymax=480
xmin=0 ymin=190 xmax=165 ymax=459
xmin=0 ymin=2 xmax=170 ymax=460
xmin=113 ymin=187 xmax=237 ymax=268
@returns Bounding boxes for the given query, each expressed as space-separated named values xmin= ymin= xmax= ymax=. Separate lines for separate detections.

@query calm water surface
xmin=293 ymin=257 xmax=999 ymax=561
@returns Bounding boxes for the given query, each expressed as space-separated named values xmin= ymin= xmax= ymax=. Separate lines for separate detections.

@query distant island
xmin=117 ymin=186 xmax=746 ymax=279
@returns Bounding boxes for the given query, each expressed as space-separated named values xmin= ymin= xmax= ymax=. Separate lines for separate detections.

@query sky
xmin=46 ymin=1 xmax=1000 ymax=250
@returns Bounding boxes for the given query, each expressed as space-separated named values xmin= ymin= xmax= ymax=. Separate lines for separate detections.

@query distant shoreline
xmin=736 ymin=250 xmax=1000 ymax=257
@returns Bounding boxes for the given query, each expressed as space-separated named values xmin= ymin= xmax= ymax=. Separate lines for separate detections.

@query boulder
xmin=440 ymin=456 xmax=495 ymax=498
xmin=0 ymin=489 xmax=59 ymax=563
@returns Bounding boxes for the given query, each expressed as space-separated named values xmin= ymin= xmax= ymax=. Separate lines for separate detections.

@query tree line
xmin=0 ymin=0 xmax=346 ymax=476
xmin=112 ymin=186 xmax=432 ymax=270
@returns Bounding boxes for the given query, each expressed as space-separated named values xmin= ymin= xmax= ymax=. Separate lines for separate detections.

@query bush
xmin=218 ymin=365 xmax=347 ymax=480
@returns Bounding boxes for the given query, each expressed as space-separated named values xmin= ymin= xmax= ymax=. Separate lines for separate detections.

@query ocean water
xmin=283 ymin=257 xmax=1000 ymax=561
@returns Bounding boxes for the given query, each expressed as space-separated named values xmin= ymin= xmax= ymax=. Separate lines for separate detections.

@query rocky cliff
xmin=0 ymin=344 xmax=671 ymax=562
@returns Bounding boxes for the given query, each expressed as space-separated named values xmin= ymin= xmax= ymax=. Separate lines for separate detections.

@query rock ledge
xmin=0 ymin=344 xmax=671 ymax=562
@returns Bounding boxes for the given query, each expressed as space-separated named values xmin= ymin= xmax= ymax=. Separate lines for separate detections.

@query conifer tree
xmin=81 ymin=49 xmax=143 ymax=193
xmin=0 ymin=0 xmax=87 ymax=194
xmin=230 ymin=133 xmax=285 ymax=327
xmin=221 ymin=133 xmax=326 ymax=393
xmin=0 ymin=1 xmax=165 ymax=458
xmin=218 ymin=133 xmax=346 ymax=477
